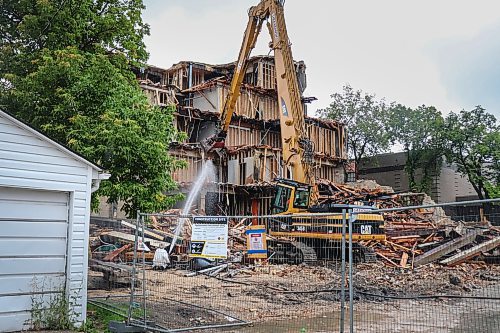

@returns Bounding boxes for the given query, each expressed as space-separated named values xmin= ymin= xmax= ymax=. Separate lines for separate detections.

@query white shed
xmin=0 ymin=110 xmax=109 ymax=332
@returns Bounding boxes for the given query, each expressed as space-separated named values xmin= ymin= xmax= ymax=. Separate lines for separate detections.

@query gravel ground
xmin=87 ymin=262 xmax=500 ymax=332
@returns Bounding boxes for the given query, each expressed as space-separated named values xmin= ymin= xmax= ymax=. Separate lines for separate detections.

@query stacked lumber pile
xmin=364 ymin=226 xmax=499 ymax=269
xmin=89 ymin=258 xmax=138 ymax=288
xmin=90 ymin=212 xmax=188 ymax=264
xmin=375 ymin=202 xmax=499 ymax=268
xmin=369 ymin=199 xmax=446 ymax=268
xmin=89 ymin=213 xmax=194 ymax=287
xmin=317 ymin=179 xmax=393 ymax=205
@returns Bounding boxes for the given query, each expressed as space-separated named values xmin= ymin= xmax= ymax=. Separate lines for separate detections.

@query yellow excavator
xmin=203 ymin=0 xmax=385 ymax=263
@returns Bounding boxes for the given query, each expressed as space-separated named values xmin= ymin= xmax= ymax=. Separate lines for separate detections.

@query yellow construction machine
xmin=203 ymin=0 xmax=385 ymax=263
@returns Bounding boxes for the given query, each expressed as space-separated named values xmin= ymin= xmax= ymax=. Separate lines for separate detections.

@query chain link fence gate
xmin=87 ymin=198 xmax=500 ymax=332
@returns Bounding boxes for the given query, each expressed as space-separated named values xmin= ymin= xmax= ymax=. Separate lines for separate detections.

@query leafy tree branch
xmin=318 ymin=84 xmax=391 ymax=176
xmin=0 ymin=1 xmax=184 ymax=217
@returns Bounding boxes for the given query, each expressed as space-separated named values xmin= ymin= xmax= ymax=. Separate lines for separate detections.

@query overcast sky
xmin=142 ymin=0 xmax=500 ymax=118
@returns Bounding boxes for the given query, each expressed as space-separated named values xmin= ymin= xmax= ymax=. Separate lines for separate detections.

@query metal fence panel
xmin=87 ymin=199 xmax=500 ymax=332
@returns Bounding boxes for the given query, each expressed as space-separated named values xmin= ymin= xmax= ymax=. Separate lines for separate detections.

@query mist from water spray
xmin=169 ymin=159 xmax=216 ymax=254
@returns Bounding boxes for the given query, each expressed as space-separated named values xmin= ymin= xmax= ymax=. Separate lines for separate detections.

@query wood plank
xmin=121 ymin=220 xmax=165 ymax=240
xmin=400 ymin=252 xmax=409 ymax=268
xmin=375 ymin=251 xmax=400 ymax=267
xmin=101 ymin=231 xmax=166 ymax=248
xmin=89 ymin=259 xmax=134 ymax=273
xmin=441 ymin=236 xmax=500 ymax=266
xmin=385 ymin=240 xmax=412 ymax=252
xmin=103 ymin=244 xmax=131 ymax=261
xmin=414 ymin=229 xmax=483 ymax=266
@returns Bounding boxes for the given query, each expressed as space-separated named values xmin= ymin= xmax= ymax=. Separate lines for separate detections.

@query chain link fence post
xmin=340 ymin=209 xmax=347 ymax=332
xmin=348 ymin=208 xmax=354 ymax=333
xmin=140 ymin=214 xmax=147 ymax=326
xmin=127 ymin=210 xmax=140 ymax=324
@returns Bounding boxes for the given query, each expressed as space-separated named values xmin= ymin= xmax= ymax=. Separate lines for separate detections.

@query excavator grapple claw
xmin=200 ymin=134 xmax=226 ymax=152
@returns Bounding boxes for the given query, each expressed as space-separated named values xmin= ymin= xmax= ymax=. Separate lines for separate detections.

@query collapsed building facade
xmin=99 ymin=56 xmax=347 ymax=217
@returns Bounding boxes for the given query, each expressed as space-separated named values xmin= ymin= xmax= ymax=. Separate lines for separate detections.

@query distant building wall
xmin=437 ymin=164 xmax=478 ymax=203
xmin=358 ymin=152 xmax=478 ymax=204
xmin=358 ymin=153 xmax=408 ymax=193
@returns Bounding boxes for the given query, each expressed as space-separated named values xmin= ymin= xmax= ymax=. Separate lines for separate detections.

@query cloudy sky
xmin=142 ymin=0 xmax=500 ymax=117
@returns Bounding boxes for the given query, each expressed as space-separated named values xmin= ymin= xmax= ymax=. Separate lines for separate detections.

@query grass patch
xmin=81 ymin=303 xmax=124 ymax=333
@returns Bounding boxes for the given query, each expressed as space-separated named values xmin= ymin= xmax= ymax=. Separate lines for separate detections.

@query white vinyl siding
xmin=0 ymin=187 xmax=69 ymax=332
xmin=0 ymin=111 xmax=100 ymax=331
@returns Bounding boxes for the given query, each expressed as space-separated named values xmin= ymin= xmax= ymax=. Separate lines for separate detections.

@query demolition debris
xmin=89 ymin=181 xmax=499 ymax=277
xmin=87 ymin=180 xmax=500 ymax=330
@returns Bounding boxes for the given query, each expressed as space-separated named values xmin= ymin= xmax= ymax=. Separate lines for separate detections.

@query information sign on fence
xmin=136 ymin=239 xmax=150 ymax=252
xmin=245 ymin=225 xmax=267 ymax=258
xmin=190 ymin=216 xmax=228 ymax=259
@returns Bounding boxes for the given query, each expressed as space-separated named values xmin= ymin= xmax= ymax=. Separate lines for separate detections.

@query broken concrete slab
xmin=414 ymin=229 xmax=484 ymax=267
xmin=441 ymin=235 xmax=500 ymax=266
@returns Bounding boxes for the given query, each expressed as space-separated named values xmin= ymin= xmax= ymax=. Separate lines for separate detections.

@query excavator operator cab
xmin=271 ymin=179 xmax=311 ymax=214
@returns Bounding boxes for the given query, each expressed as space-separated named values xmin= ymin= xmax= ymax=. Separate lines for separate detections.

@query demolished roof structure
xmin=130 ymin=55 xmax=347 ymax=216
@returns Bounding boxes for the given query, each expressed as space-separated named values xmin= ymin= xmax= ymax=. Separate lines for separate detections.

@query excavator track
xmin=290 ymin=241 xmax=318 ymax=265
xmin=268 ymin=240 xmax=318 ymax=265
xmin=359 ymin=244 xmax=377 ymax=263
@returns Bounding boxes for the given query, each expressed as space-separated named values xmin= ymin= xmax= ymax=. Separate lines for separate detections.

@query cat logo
xmin=271 ymin=13 xmax=279 ymax=40
xmin=281 ymin=97 xmax=289 ymax=116
xmin=360 ymin=225 xmax=372 ymax=235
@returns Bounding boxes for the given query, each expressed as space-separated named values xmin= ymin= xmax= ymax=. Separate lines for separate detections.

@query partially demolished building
xmin=106 ymin=56 xmax=347 ymax=216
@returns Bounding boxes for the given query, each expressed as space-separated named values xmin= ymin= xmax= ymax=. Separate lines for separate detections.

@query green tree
xmin=441 ymin=106 xmax=499 ymax=210
xmin=388 ymin=104 xmax=443 ymax=193
xmin=0 ymin=0 xmax=149 ymax=73
xmin=484 ymin=131 xmax=500 ymax=199
xmin=318 ymin=85 xmax=391 ymax=176
xmin=0 ymin=1 xmax=185 ymax=217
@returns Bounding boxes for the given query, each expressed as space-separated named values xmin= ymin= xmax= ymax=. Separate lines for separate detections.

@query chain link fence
xmin=86 ymin=217 xmax=138 ymax=322
xmin=87 ymin=199 xmax=500 ymax=332
xmin=451 ymin=213 xmax=500 ymax=225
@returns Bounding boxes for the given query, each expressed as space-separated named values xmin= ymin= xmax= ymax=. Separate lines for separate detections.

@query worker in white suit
xmin=153 ymin=243 xmax=170 ymax=270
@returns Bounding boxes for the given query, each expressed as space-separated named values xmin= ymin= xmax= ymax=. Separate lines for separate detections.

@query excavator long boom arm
xmin=218 ymin=3 xmax=266 ymax=135
xmin=204 ymin=0 xmax=317 ymax=203
xmin=266 ymin=0 xmax=315 ymax=190
xmin=202 ymin=1 xmax=268 ymax=149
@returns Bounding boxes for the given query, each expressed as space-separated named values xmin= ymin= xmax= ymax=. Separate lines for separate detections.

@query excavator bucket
xmin=200 ymin=134 xmax=226 ymax=152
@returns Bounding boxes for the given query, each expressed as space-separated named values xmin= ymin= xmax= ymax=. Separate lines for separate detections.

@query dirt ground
xmin=88 ymin=262 xmax=500 ymax=332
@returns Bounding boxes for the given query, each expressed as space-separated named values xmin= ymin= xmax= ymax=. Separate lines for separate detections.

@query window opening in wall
xmin=335 ymin=130 xmax=340 ymax=157
xmin=239 ymin=162 xmax=246 ymax=185
xmin=346 ymin=171 xmax=356 ymax=183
